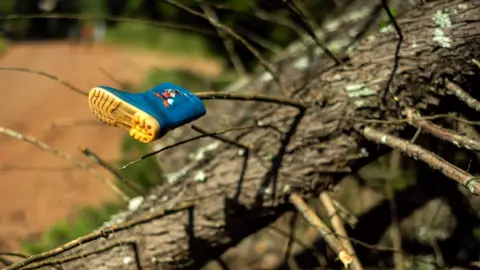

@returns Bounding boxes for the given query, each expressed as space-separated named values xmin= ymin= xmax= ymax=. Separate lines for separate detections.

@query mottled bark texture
xmin=29 ymin=0 xmax=480 ymax=269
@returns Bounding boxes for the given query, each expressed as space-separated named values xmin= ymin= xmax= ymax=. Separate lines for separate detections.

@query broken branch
xmin=445 ymin=79 xmax=480 ymax=112
xmin=362 ymin=127 xmax=480 ymax=195
xmin=289 ymin=192 xmax=352 ymax=268
xmin=319 ymin=192 xmax=363 ymax=270
xmin=409 ymin=111 xmax=480 ymax=151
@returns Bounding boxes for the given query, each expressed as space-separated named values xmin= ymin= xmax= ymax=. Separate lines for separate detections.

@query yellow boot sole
xmin=88 ymin=87 xmax=161 ymax=143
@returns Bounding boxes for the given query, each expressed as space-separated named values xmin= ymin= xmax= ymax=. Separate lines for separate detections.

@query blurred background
xmin=1 ymin=0 xmax=480 ymax=269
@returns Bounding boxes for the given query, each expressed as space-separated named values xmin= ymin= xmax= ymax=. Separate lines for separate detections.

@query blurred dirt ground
xmin=0 ymin=41 xmax=222 ymax=251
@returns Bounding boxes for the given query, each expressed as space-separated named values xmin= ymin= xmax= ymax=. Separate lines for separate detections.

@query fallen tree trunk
xmin=8 ymin=0 xmax=480 ymax=269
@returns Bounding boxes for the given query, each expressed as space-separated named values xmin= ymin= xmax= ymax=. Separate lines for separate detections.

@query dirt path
xmin=0 ymin=41 xmax=222 ymax=251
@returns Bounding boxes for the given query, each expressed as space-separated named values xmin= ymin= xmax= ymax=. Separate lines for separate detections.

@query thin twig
xmin=362 ymin=127 xmax=480 ymax=195
xmin=4 ymin=202 xmax=194 ymax=270
xmin=0 ymin=257 xmax=12 ymax=267
xmin=199 ymin=3 xmax=246 ymax=77
xmin=284 ymin=0 xmax=343 ymax=65
xmin=0 ymin=126 xmax=129 ymax=201
xmin=274 ymin=218 xmax=439 ymax=268
xmin=331 ymin=199 xmax=358 ymax=228
xmin=0 ymin=253 xmax=27 ymax=259
xmin=268 ymin=225 xmax=326 ymax=265
xmin=386 ymin=151 xmax=404 ymax=270
xmin=80 ymin=147 xmax=146 ymax=196
xmin=339 ymin=114 xmax=480 ymax=126
xmin=191 ymin=125 xmax=248 ymax=149
xmin=0 ymin=67 xmax=87 ymax=96
xmin=0 ymin=252 xmax=27 ymax=266
xmin=445 ymin=79 xmax=480 ymax=112
xmin=21 ymin=240 xmax=138 ymax=270
xmin=289 ymin=193 xmax=352 ymax=268
xmin=119 ymin=125 xmax=257 ymax=170
xmin=319 ymin=192 xmax=363 ymax=270
xmin=195 ymin=91 xmax=307 ymax=110
xmin=99 ymin=67 xmax=125 ymax=88
xmin=164 ymin=0 xmax=291 ymax=97
xmin=472 ymin=59 xmax=480 ymax=69
xmin=380 ymin=0 xmax=403 ymax=102
xmin=409 ymin=111 xmax=480 ymax=151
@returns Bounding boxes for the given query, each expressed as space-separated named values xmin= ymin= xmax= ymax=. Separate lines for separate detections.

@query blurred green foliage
xmin=141 ymin=68 xmax=237 ymax=92
xmin=378 ymin=8 xmax=398 ymax=29
xmin=0 ymin=36 xmax=8 ymax=55
xmin=117 ymin=134 xmax=166 ymax=195
xmin=357 ymin=153 xmax=417 ymax=193
xmin=0 ymin=0 xmax=338 ymax=71
xmin=21 ymin=134 xmax=167 ymax=254
xmin=19 ymin=66 xmax=237 ymax=255
xmin=21 ymin=201 xmax=124 ymax=254
xmin=106 ymin=22 xmax=213 ymax=58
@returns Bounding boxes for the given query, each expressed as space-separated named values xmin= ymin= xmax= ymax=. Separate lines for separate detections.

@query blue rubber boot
xmin=88 ymin=82 xmax=206 ymax=143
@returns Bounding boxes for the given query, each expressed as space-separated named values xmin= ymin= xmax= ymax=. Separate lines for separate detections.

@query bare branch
xmin=339 ymin=114 xmax=480 ymax=126
xmin=445 ymin=79 xmax=480 ymax=112
xmin=4 ymin=202 xmax=194 ymax=270
xmin=386 ymin=151 xmax=404 ymax=270
xmin=319 ymin=192 xmax=363 ymax=270
xmin=21 ymin=241 xmax=138 ymax=270
xmin=331 ymin=198 xmax=358 ymax=228
xmin=99 ymin=67 xmax=126 ymax=89
xmin=191 ymin=125 xmax=248 ymax=149
xmin=289 ymin=193 xmax=352 ymax=268
xmin=362 ymin=127 xmax=480 ymax=195
xmin=163 ymin=0 xmax=291 ymax=97
xmin=119 ymin=125 xmax=258 ymax=170
xmin=196 ymin=91 xmax=307 ymax=110
xmin=409 ymin=111 xmax=480 ymax=151
xmin=380 ymin=0 xmax=403 ymax=102
xmin=284 ymin=0 xmax=343 ymax=65
xmin=199 ymin=3 xmax=246 ymax=77
xmin=0 ymin=126 xmax=129 ymax=201
xmin=80 ymin=147 xmax=146 ymax=196
xmin=0 ymin=67 xmax=87 ymax=96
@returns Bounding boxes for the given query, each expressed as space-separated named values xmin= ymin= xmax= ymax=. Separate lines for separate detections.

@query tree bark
xmin=21 ymin=0 xmax=480 ymax=269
